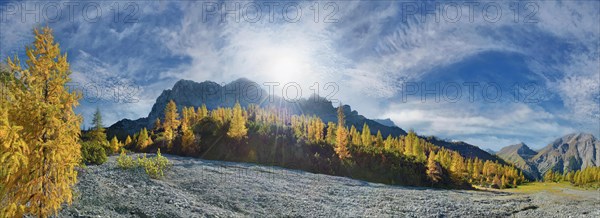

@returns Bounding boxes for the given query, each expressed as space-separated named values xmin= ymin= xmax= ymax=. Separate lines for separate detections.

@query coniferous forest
xmin=111 ymin=99 xmax=526 ymax=190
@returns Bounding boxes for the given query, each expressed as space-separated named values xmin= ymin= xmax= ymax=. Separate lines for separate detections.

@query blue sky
xmin=1 ymin=0 xmax=598 ymax=150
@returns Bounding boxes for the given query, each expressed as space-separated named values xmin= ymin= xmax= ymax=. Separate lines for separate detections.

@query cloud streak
xmin=0 ymin=0 xmax=597 ymax=148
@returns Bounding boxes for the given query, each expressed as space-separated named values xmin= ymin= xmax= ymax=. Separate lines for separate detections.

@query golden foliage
xmin=227 ymin=102 xmax=247 ymax=140
xmin=1 ymin=27 xmax=81 ymax=217
xmin=334 ymin=105 xmax=351 ymax=159
xmin=163 ymin=100 xmax=180 ymax=142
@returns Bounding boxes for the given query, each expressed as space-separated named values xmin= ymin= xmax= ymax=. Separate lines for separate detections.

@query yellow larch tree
xmin=197 ymin=104 xmax=208 ymax=121
xmin=180 ymin=106 xmax=196 ymax=154
xmin=181 ymin=127 xmax=195 ymax=154
xmin=227 ymin=102 xmax=247 ymax=140
xmin=426 ymin=152 xmax=443 ymax=183
xmin=334 ymin=105 xmax=351 ymax=159
xmin=361 ymin=123 xmax=371 ymax=147
xmin=137 ymin=128 xmax=150 ymax=151
xmin=1 ymin=27 xmax=82 ymax=217
xmin=0 ymin=79 xmax=29 ymax=217
xmin=375 ymin=130 xmax=384 ymax=147
xmin=153 ymin=118 xmax=161 ymax=132
xmin=326 ymin=122 xmax=336 ymax=144
xmin=124 ymin=135 xmax=133 ymax=147
xmin=163 ymin=100 xmax=180 ymax=143
xmin=110 ymin=136 xmax=120 ymax=153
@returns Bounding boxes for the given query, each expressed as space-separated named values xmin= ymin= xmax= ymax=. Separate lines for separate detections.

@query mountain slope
xmin=497 ymin=133 xmax=600 ymax=179
xmin=484 ymin=149 xmax=495 ymax=155
xmin=372 ymin=118 xmax=397 ymax=127
xmin=532 ymin=133 xmax=600 ymax=175
xmin=496 ymin=143 xmax=540 ymax=179
xmin=423 ymin=137 xmax=505 ymax=163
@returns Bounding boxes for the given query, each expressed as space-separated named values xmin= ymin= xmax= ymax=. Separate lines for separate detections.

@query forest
xmin=542 ymin=166 xmax=600 ymax=188
xmin=101 ymin=99 xmax=527 ymax=190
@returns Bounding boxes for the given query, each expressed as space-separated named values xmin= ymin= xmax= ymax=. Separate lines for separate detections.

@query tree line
xmin=543 ymin=166 xmax=600 ymax=188
xmin=121 ymin=99 xmax=525 ymax=189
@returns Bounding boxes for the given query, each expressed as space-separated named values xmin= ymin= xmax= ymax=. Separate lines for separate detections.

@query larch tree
xmin=375 ymin=130 xmax=384 ymax=147
xmin=350 ymin=125 xmax=361 ymax=145
xmin=450 ymin=152 xmax=466 ymax=179
xmin=181 ymin=106 xmax=196 ymax=130
xmin=0 ymin=78 xmax=29 ymax=216
xmin=361 ymin=123 xmax=371 ymax=146
xmin=227 ymin=102 xmax=247 ymax=140
xmin=180 ymin=106 xmax=196 ymax=154
xmin=426 ymin=152 xmax=443 ymax=184
xmin=197 ymin=104 xmax=208 ymax=121
xmin=472 ymin=161 xmax=480 ymax=180
xmin=110 ymin=136 xmax=120 ymax=153
xmin=137 ymin=128 xmax=150 ymax=150
xmin=89 ymin=107 xmax=107 ymax=144
xmin=124 ymin=135 xmax=133 ymax=147
xmin=163 ymin=100 xmax=180 ymax=143
xmin=153 ymin=118 xmax=161 ymax=132
xmin=326 ymin=122 xmax=336 ymax=144
xmin=334 ymin=105 xmax=351 ymax=159
xmin=404 ymin=131 xmax=414 ymax=155
xmin=1 ymin=27 xmax=82 ymax=217
xmin=413 ymin=139 xmax=426 ymax=162
xmin=384 ymin=135 xmax=393 ymax=150
xmin=181 ymin=127 xmax=196 ymax=154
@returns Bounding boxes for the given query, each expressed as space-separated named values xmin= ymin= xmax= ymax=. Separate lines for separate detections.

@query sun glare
xmin=260 ymin=45 xmax=312 ymax=85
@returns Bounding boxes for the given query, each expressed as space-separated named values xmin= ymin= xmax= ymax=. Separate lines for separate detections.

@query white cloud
xmin=1 ymin=0 xmax=598 ymax=144
xmin=382 ymin=101 xmax=575 ymax=149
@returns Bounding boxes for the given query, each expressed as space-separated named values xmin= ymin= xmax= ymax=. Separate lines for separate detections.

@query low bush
xmin=137 ymin=149 xmax=171 ymax=179
xmin=116 ymin=149 xmax=136 ymax=169
xmin=81 ymin=141 xmax=108 ymax=165
xmin=116 ymin=149 xmax=171 ymax=179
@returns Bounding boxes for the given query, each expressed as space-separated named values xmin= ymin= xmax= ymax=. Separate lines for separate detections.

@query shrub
xmin=137 ymin=149 xmax=171 ymax=179
xmin=81 ymin=141 xmax=108 ymax=165
xmin=116 ymin=149 xmax=136 ymax=169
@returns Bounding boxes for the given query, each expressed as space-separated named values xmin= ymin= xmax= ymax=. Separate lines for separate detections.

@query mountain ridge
xmin=108 ymin=78 xmax=505 ymax=164
xmin=497 ymin=133 xmax=600 ymax=180
xmin=496 ymin=143 xmax=540 ymax=179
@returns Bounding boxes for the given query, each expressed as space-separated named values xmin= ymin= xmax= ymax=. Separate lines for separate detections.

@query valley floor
xmin=61 ymin=155 xmax=600 ymax=217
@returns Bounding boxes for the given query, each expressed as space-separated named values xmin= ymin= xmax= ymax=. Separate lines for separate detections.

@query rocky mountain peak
xmin=497 ymin=133 xmax=600 ymax=180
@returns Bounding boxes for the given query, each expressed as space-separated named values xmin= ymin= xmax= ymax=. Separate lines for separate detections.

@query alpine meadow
xmin=1 ymin=0 xmax=599 ymax=217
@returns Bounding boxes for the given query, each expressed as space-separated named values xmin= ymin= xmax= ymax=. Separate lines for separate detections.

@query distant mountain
xmin=108 ymin=78 xmax=407 ymax=138
xmin=484 ymin=149 xmax=495 ymax=155
xmin=373 ymin=118 xmax=397 ymax=127
xmin=496 ymin=143 xmax=540 ymax=180
xmin=423 ymin=137 xmax=505 ymax=163
xmin=533 ymin=133 xmax=600 ymax=175
xmin=497 ymin=133 xmax=600 ymax=180
xmin=108 ymin=78 xmax=505 ymax=164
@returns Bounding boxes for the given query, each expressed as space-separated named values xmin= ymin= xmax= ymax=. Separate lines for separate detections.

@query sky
xmin=1 ymin=0 xmax=598 ymax=150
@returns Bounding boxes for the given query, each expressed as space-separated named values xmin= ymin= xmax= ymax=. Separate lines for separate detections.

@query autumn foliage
xmin=1 ymin=27 xmax=82 ymax=217
xmin=120 ymin=100 xmax=525 ymax=189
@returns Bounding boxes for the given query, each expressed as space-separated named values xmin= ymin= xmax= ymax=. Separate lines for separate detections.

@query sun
xmin=259 ymin=45 xmax=312 ymax=85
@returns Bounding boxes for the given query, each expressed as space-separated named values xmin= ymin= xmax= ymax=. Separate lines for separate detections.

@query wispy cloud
xmin=0 ymin=0 xmax=597 ymax=146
